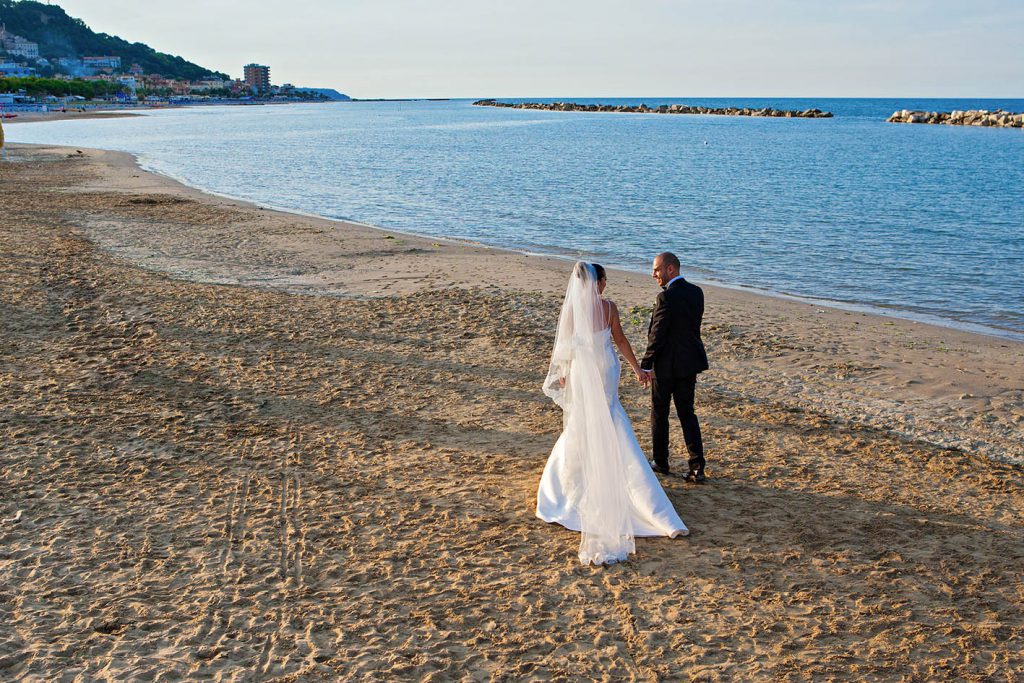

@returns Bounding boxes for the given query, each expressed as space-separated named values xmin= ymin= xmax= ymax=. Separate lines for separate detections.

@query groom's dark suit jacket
xmin=640 ymin=277 xmax=709 ymax=378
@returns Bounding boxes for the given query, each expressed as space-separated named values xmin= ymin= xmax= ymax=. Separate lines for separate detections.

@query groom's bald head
xmin=656 ymin=252 xmax=680 ymax=270
xmin=652 ymin=252 xmax=680 ymax=286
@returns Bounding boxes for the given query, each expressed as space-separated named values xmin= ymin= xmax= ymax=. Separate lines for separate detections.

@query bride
xmin=537 ymin=262 xmax=688 ymax=565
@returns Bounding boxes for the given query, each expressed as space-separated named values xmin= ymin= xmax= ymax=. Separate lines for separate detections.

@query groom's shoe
xmin=649 ymin=461 xmax=670 ymax=476
xmin=684 ymin=471 xmax=707 ymax=484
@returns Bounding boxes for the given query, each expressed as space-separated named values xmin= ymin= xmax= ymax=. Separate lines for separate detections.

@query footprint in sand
xmin=2 ymin=510 xmax=23 ymax=524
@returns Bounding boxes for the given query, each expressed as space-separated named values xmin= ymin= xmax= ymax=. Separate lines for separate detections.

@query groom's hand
xmin=639 ymin=369 xmax=652 ymax=387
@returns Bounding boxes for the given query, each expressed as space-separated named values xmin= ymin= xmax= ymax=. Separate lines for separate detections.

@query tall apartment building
xmin=243 ymin=63 xmax=271 ymax=91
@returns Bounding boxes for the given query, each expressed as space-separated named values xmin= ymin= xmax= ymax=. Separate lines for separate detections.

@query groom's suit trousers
xmin=651 ymin=374 xmax=704 ymax=475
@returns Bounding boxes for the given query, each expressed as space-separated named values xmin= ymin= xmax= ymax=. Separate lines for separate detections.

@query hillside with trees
xmin=0 ymin=0 xmax=228 ymax=80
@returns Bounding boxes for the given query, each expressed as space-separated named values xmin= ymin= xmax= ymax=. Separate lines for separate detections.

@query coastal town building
xmin=0 ymin=14 xmax=342 ymax=108
xmin=118 ymin=76 xmax=138 ymax=94
xmin=243 ymin=63 xmax=271 ymax=91
xmin=83 ymin=56 xmax=122 ymax=72
xmin=3 ymin=44 xmax=333 ymax=106
xmin=56 ymin=56 xmax=124 ymax=78
xmin=139 ymin=74 xmax=176 ymax=91
xmin=0 ymin=26 xmax=40 ymax=59
xmin=0 ymin=61 xmax=34 ymax=77
xmin=190 ymin=79 xmax=229 ymax=92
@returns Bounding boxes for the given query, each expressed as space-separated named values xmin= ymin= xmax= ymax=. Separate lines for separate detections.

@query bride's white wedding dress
xmin=538 ymin=263 xmax=687 ymax=566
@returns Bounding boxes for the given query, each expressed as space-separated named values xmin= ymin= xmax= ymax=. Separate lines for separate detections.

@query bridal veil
xmin=543 ymin=262 xmax=635 ymax=565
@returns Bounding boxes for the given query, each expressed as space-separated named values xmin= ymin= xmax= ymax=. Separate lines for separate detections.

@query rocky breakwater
xmin=473 ymin=99 xmax=833 ymax=118
xmin=887 ymin=109 xmax=1024 ymax=129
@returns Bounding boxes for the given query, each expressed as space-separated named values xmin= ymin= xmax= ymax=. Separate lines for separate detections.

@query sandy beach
xmin=1 ymin=142 xmax=1022 ymax=680
xmin=1 ymin=109 xmax=144 ymax=124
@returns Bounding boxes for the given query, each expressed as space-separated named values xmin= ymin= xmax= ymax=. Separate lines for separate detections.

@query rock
xmin=886 ymin=108 xmax=1022 ymax=129
xmin=471 ymin=100 xmax=833 ymax=119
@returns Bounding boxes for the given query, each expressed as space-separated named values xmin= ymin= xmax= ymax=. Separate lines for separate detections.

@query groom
xmin=640 ymin=252 xmax=709 ymax=482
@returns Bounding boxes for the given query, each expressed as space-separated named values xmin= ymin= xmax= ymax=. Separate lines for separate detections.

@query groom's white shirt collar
xmin=665 ymin=275 xmax=685 ymax=288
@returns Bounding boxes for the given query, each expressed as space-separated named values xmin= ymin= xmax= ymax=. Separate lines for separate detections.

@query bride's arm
xmin=608 ymin=301 xmax=645 ymax=382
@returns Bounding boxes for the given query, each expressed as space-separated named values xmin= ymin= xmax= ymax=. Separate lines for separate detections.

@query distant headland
xmin=473 ymin=99 xmax=833 ymax=119
xmin=0 ymin=1 xmax=349 ymax=109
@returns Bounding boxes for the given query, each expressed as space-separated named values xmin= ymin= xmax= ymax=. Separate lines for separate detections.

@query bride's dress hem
xmin=535 ymin=512 xmax=689 ymax=539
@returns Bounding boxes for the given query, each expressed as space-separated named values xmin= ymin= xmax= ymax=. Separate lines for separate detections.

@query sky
xmin=43 ymin=0 xmax=1024 ymax=98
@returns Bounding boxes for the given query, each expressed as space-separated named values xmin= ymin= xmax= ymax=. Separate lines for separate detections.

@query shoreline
xmin=688 ymin=279 xmax=1024 ymax=344
xmin=1 ymin=99 xmax=348 ymax=125
xmin=2 ymin=108 xmax=146 ymax=124
xmin=53 ymin=141 xmax=1024 ymax=338
xmin=2 ymin=142 xmax=1022 ymax=679
xmin=110 ymin=134 xmax=1023 ymax=344
xmin=5 ymin=141 xmax=1023 ymax=464
xmin=7 ymin=102 xmax=1022 ymax=342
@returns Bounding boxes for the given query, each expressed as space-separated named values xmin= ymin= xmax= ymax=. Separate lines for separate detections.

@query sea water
xmin=9 ymin=98 xmax=1023 ymax=338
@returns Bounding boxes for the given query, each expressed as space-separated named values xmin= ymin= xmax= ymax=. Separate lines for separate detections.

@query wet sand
xmin=1 ymin=143 xmax=1021 ymax=680
xmin=2 ymin=109 xmax=143 ymax=124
